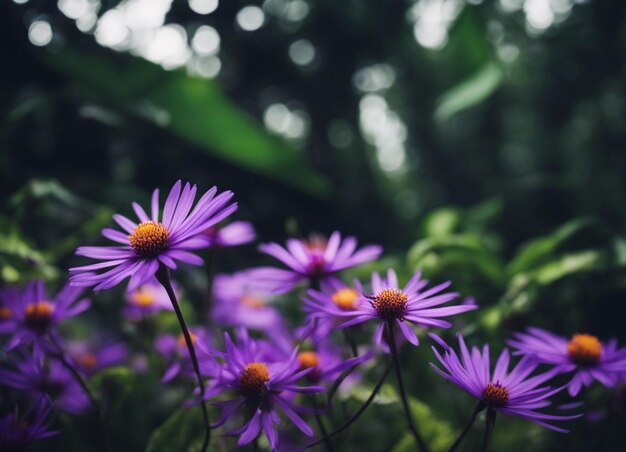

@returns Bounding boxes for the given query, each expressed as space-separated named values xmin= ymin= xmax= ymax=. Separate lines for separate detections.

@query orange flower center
xmin=0 ymin=306 xmax=12 ymax=320
xmin=567 ymin=334 xmax=602 ymax=366
xmin=482 ymin=383 xmax=509 ymax=407
xmin=132 ymin=291 xmax=155 ymax=308
xmin=78 ymin=353 xmax=98 ymax=370
xmin=128 ymin=221 xmax=170 ymax=258
xmin=177 ymin=331 xmax=197 ymax=348
xmin=332 ymin=288 xmax=360 ymax=311
xmin=240 ymin=362 xmax=270 ymax=397
xmin=24 ymin=301 xmax=55 ymax=331
xmin=241 ymin=295 xmax=265 ymax=309
xmin=373 ymin=288 xmax=408 ymax=320
xmin=298 ymin=351 xmax=320 ymax=370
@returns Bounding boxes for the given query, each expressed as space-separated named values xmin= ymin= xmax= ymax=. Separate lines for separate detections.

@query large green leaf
xmin=42 ymin=49 xmax=331 ymax=198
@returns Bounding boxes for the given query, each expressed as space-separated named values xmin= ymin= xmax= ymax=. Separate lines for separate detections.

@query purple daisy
xmin=301 ymin=278 xmax=363 ymax=342
xmin=155 ymin=327 xmax=215 ymax=383
xmin=256 ymin=231 xmax=382 ymax=293
xmin=0 ymin=399 xmax=59 ymax=451
xmin=508 ymin=327 xmax=626 ymax=396
xmin=123 ymin=279 xmax=176 ymax=321
xmin=0 ymin=358 xmax=91 ymax=415
xmin=202 ymin=330 xmax=324 ymax=450
xmin=203 ymin=221 xmax=256 ymax=248
xmin=66 ymin=340 xmax=129 ymax=376
xmin=327 ymin=269 xmax=476 ymax=347
xmin=296 ymin=340 xmax=372 ymax=386
xmin=69 ymin=180 xmax=237 ymax=291
xmin=211 ymin=271 xmax=291 ymax=350
xmin=430 ymin=333 xmax=581 ymax=432
xmin=0 ymin=280 xmax=90 ymax=354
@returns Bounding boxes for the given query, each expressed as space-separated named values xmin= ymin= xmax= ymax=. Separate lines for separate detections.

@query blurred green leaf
xmin=392 ymin=397 xmax=455 ymax=452
xmin=420 ymin=207 xmax=460 ymax=238
xmin=0 ymin=216 xmax=58 ymax=283
xmin=42 ymin=49 xmax=331 ymax=198
xmin=146 ymin=406 xmax=207 ymax=452
xmin=507 ymin=219 xmax=595 ymax=276
xmin=435 ymin=61 xmax=502 ymax=122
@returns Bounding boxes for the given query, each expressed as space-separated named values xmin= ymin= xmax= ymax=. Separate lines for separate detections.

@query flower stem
xmin=481 ymin=408 xmax=497 ymax=452
xmin=48 ymin=334 xmax=99 ymax=411
xmin=305 ymin=360 xmax=393 ymax=449
xmin=342 ymin=329 xmax=358 ymax=358
xmin=386 ymin=320 xmax=429 ymax=452
xmin=449 ymin=402 xmax=486 ymax=452
xmin=310 ymin=394 xmax=336 ymax=452
xmin=156 ymin=265 xmax=211 ymax=452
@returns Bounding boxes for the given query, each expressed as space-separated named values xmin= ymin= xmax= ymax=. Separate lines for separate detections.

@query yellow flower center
xmin=177 ymin=331 xmax=197 ymax=348
xmin=24 ymin=301 xmax=55 ymax=331
xmin=128 ymin=221 xmax=170 ymax=258
xmin=241 ymin=295 xmax=265 ymax=309
xmin=240 ymin=362 xmax=270 ymax=397
xmin=298 ymin=351 xmax=320 ymax=370
xmin=373 ymin=288 xmax=408 ymax=320
xmin=0 ymin=306 xmax=12 ymax=320
xmin=567 ymin=334 xmax=602 ymax=366
xmin=482 ymin=383 xmax=509 ymax=407
xmin=132 ymin=291 xmax=155 ymax=308
xmin=331 ymin=288 xmax=360 ymax=311
xmin=78 ymin=353 xmax=98 ymax=370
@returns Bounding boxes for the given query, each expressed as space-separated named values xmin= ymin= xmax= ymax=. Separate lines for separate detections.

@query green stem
xmin=305 ymin=360 xmax=393 ymax=449
xmin=387 ymin=320 xmax=429 ymax=452
xmin=156 ymin=265 xmax=211 ymax=452
xmin=449 ymin=402 xmax=486 ymax=452
xmin=310 ymin=394 xmax=336 ymax=452
xmin=481 ymin=408 xmax=497 ymax=452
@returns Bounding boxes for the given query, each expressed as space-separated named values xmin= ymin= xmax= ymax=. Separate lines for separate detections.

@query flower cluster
xmin=1 ymin=179 xmax=621 ymax=451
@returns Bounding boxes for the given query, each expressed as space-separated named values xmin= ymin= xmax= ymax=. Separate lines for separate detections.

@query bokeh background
xmin=1 ymin=0 xmax=626 ymax=450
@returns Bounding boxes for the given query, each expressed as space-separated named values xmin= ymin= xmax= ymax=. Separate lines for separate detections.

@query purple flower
xmin=155 ymin=328 xmax=215 ymax=383
xmin=123 ymin=279 xmax=176 ymax=320
xmin=212 ymin=271 xmax=291 ymax=349
xmin=0 ymin=281 xmax=90 ymax=354
xmin=328 ymin=269 xmax=476 ymax=347
xmin=508 ymin=327 xmax=626 ymax=396
xmin=296 ymin=340 xmax=372 ymax=385
xmin=0 ymin=358 xmax=90 ymax=415
xmin=203 ymin=330 xmax=323 ymax=449
xmin=301 ymin=278 xmax=363 ymax=342
xmin=69 ymin=180 xmax=237 ymax=291
xmin=0 ymin=399 xmax=59 ymax=451
xmin=66 ymin=340 xmax=129 ymax=376
xmin=430 ymin=333 xmax=581 ymax=432
xmin=203 ymin=221 xmax=256 ymax=248
xmin=256 ymin=231 xmax=382 ymax=293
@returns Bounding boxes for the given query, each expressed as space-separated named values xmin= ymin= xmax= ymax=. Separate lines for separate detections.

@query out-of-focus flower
xmin=430 ymin=333 xmax=581 ymax=432
xmin=212 ymin=271 xmax=291 ymax=350
xmin=70 ymin=180 xmax=237 ymax=291
xmin=508 ymin=327 xmax=626 ymax=396
xmin=256 ymin=231 xmax=382 ymax=293
xmin=0 ymin=359 xmax=90 ymax=415
xmin=202 ymin=330 xmax=324 ymax=450
xmin=0 ymin=399 xmax=59 ymax=451
xmin=301 ymin=278 xmax=362 ymax=341
xmin=325 ymin=269 xmax=475 ymax=347
xmin=66 ymin=340 xmax=128 ymax=376
xmin=0 ymin=281 xmax=90 ymax=355
xmin=155 ymin=327 xmax=215 ymax=382
xmin=296 ymin=340 xmax=371 ymax=385
xmin=124 ymin=279 xmax=176 ymax=320
xmin=203 ymin=221 xmax=256 ymax=248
